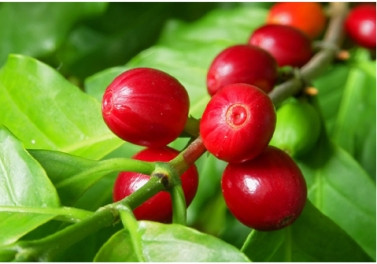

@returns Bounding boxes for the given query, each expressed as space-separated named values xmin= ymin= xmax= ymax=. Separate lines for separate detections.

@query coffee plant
xmin=0 ymin=2 xmax=375 ymax=262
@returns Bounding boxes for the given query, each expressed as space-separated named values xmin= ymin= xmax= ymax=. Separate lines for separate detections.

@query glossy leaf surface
xmin=0 ymin=127 xmax=60 ymax=246
xmin=242 ymin=201 xmax=371 ymax=262
xmin=313 ymin=49 xmax=376 ymax=178
xmin=297 ymin=136 xmax=376 ymax=259
xmin=95 ymin=221 xmax=250 ymax=262
xmin=0 ymin=54 xmax=122 ymax=160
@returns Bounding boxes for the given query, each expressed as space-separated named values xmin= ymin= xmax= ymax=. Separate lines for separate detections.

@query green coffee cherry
xmin=270 ymin=99 xmax=321 ymax=157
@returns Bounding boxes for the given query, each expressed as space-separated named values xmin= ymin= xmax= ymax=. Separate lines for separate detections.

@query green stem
xmin=12 ymin=174 xmax=168 ymax=261
xmin=170 ymin=184 xmax=187 ymax=225
xmin=116 ymin=174 xmax=167 ymax=210
xmin=118 ymin=205 xmax=146 ymax=262
xmin=14 ymin=206 xmax=117 ymax=262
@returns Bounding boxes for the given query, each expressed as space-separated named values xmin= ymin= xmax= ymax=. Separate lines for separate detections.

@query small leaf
xmin=30 ymin=149 xmax=154 ymax=206
xmin=29 ymin=149 xmax=97 ymax=184
xmin=95 ymin=221 xmax=250 ymax=262
xmin=0 ymin=54 xmax=122 ymax=159
xmin=0 ymin=126 xmax=60 ymax=246
xmin=242 ymin=201 xmax=371 ymax=262
xmin=29 ymin=149 xmax=106 ymax=206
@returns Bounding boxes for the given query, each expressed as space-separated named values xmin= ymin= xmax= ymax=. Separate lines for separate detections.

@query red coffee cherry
xmin=206 ymin=44 xmax=278 ymax=96
xmin=102 ymin=67 xmax=189 ymax=147
xmin=221 ymin=146 xmax=307 ymax=231
xmin=345 ymin=4 xmax=376 ymax=50
xmin=200 ymin=83 xmax=276 ymax=163
xmin=267 ymin=2 xmax=327 ymax=39
xmin=113 ymin=147 xmax=199 ymax=223
xmin=249 ymin=24 xmax=312 ymax=67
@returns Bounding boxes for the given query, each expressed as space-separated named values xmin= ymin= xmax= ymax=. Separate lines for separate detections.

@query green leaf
xmin=94 ymin=221 xmax=250 ymax=262
xmin=331 ymin=50 xmax=376 ymax=178
xmin=30 ymin=149 xmax=109 ymax=206
xmin=56 ymin=3 xmax=179 ymax=80
xmin=313 ymin=64 xmax=348 ymax=132
xmin=314 ymin=49 xmax=376 ymax=178
xmin=95 ymin=229 xmax=137 ymax=261
xmin=297 ymin=137 xmax=376 ymax=259
xmin=0 ymin=54 xmax=122 ymax=159
xmin=28 ymin=149 xmax=99 ymax=205
xmin=158 ymin=6 xmax=267 ymax=48
xmin=0 ymin=2 xmax=107 ymax=65
xmin=0 ymin=126 xmax=60 ymax=246
xmin=242 ymin=201 xmax=371 ymax=262
xmin=29 ymin=149 xmax=97 ymax=185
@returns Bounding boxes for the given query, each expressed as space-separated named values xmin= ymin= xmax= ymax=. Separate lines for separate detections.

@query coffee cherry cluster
xmin=101 ymin=3 xmax=374 ymax=231
xmin=199 ymin=3 xmax=326 ymax=230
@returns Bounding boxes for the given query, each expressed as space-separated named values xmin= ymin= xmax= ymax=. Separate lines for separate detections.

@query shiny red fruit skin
xmin=200 ymin=83 xmax=276 ymax=163
xmin=345 ymin=4 xmax=376 ymax=50
xmin=222 ymin=146 xmax=307 ymax=231
xmin=249 ymin=24 xmax=312 ymax=67
xmin=102 ymin=68 xmax=189 ymax=147
xmin=206 ymin=44 xmax=278 ymax=96
xmin=267 ymin=2 xmax=327 ymax=39
xmin=113 ymin=147 xmax=199 ymax=223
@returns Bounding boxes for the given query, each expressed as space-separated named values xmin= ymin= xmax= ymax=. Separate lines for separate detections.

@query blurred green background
xmin=0 ymin=2 xmax=272 ymax=85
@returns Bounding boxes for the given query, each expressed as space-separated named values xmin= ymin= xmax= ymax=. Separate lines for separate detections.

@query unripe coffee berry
xmin=102 ymin=67 xmax=189 ymax=147
xmin=206 ymin=44 xmax=278 ymax=96
xmin=345 ymin=4 xmax=376 ymax=50
xmin=222 ymin=146 xmax=307 ymax=231
xmin=249 ymin=24 xmax=312 ymax=67
xmin=200 ymin=83 xmax=276 ymax=163
xmin=113 ymin=147 xmax=199 ymax=223
xmin=269 ymin=99 xmax=321 ymax=157
xmin=267 ymin=2 xmax=327 ymax=39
